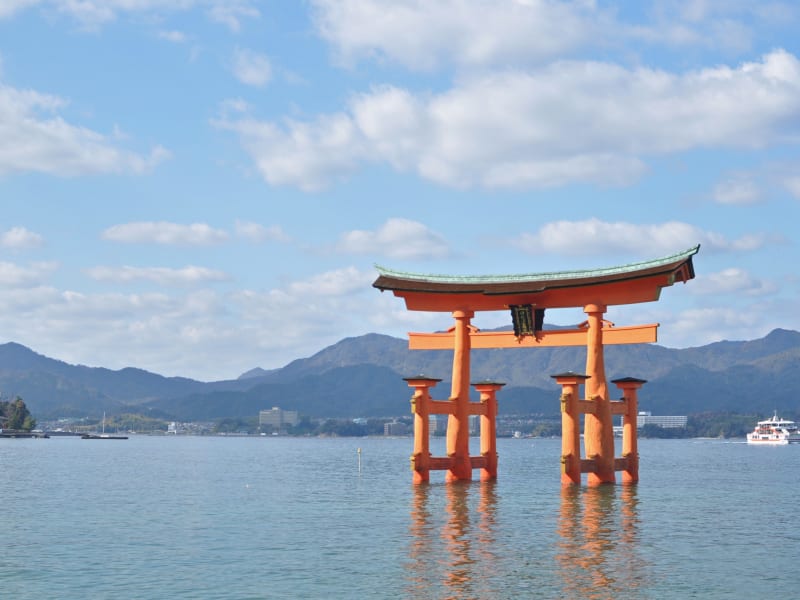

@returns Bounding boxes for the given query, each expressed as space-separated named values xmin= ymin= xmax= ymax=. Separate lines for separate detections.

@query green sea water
xmin=2 ymin=435 xmax=797 ymax=599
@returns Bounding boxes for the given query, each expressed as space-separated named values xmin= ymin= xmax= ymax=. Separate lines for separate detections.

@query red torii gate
xmin=373 ymin=245 xmax=699 ymax=485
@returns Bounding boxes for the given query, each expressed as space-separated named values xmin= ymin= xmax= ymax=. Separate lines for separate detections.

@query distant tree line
xmin=209 ymin=412 xmax=766 ymax=438
xmin=105 ymin=413 xmax=167 ymax=433
xmin=0 ymin=397 xmax=36 ymax=431
xmin=637 ymin=413 xmax=763 ymax=439
xmin=74 ymin=410 xmax=778 ymax=439
xmin=212 ymin=415 xmax=410 ymax=437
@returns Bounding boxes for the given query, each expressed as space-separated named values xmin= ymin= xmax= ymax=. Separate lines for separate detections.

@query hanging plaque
xmin=510 ymin=305 xmax=545 ymax=338
xmin=510 ymin=304 xmax=534 ymax=337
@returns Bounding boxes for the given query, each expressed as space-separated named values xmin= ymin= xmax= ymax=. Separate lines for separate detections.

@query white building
xmin=429 ymin=414 xmax=447 ymax=434
xmin=384 ymin=421 xmax=408 ymax=436
xmin=636 ymin=411 xmax=688 ymax=429
xmin=259 ymin=407 xmax=299 ymax=430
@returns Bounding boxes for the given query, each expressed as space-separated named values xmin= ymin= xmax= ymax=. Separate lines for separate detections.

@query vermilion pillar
xmin=552 ymin=372 xmax=589 ymax=485
xmin=447 ymin=310 xmax=474 ymax=482
xmin=473 ymin=380 xmax=504 ymax=481
xmin=583 ymin=303 xmax=615 ymax=485
xmin=612 ymin=377 xmax=646 ymax=484
xmin=405 ymin=375 xmax=441 ymax=484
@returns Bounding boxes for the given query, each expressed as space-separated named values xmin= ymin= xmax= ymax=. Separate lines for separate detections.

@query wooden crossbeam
xmin=417 ymin=456 xmax=488 ymax=471
xmin=614 ymin=457 xmax=630 ymax=471
xmin=610 ymin=400 xmax=628 ymax=415
xmin=428 ymin=457 xmax=453 ymax=470
xmin=470 ymin=455 xmax=487 ymax=469
xmin=428 ymin=400 xmax=455 ymax=415
xmin=425 ymin=400 xmax=488 ymax=416
xmin=408 ymin=324 xmax=658 ymax=350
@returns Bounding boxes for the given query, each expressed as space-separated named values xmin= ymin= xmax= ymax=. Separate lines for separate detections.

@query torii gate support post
xmin=446 ymin=310 xmax=474 ymax=482
xmin=583 ymin=303 xmax=616 ymax=485
xmin=473 ymin=381 xmax=504 ymax=481
xmin=552 ymin=372 xmax=589 ymax=485
xmin=612 ymin=377 xmax=646 ymax=484
xmin=405 ymin=375 xmax=442 ymax=484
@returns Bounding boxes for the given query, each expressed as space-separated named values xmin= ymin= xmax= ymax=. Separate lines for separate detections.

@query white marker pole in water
xmin=357 ymin=447 xmax=362 ymax=474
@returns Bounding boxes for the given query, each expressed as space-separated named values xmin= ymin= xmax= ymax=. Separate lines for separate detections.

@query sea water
xmin=1 ymin=435 xmax=798 ymax=599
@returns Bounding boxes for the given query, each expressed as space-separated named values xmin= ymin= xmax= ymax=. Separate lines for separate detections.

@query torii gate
xmin=373 ymin=245 xmax=699 ymax=485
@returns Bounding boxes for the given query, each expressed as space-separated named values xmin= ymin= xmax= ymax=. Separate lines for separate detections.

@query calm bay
xmin=2 ymin=435 xmax=798 ymax=599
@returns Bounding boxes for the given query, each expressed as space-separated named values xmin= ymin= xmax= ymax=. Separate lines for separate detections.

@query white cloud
xmin=0 ymin=277 xmax=361 ymax=379
xmin=0 ymin=0 xmax=39 ymax=19
xmin=659 ymin=0 xmax=796 ymax=25
xmin=102 ymin=222 xmax=229 ymax=245
xmin=1 ymin=1 xmax=180 ymax=27
xmin=86 ymin=265 xmax=231 ymax=285
xmin=712 ymin=174 xmax=763 ymax=205
xmin=218 ymin=97 xmax=250 ymax=116
xmin=213 ymin=111 xmax=365 ymax=192
xmin=0 ymin=261 xmax=57 ymax=287
xmin=235 ymin=221 xmax=290 ymax=243
xmin=707 ymin=18 xmax=753 ymax=54
xmin=0 ymin=226 xmax=44 ymax=249
xmin=613 ymin=287 xmax=799 ymax=351
xmin=624 ymin=2 xmax=797 ymax=58
xmin=312 ymin=0 xmax=798 ymax=72
xmin=784 ymin=175 xmax=800 ymax=198
xmin=337 ymin=218 xmax=450 ymax=260
xmin=158 ymin=30 xmax=188 ymax=43
xmin=0 ymin=1 xmax=260 ymax=30
xmin=231 ymin=267 xmax=383 ymax=359
xmin=660 ymin=305 xmax=768 ymax=348
xmin=311 ymin=0 xmax=604 ymax=70
xmin=286 ymin=266 xmax=373 ymax=296
xmin=217 ymin=50 xmax=800 ymax=190
xmin=0 ymin=287 xmax=213 ymax=375
xmin=511 ymin=218 xmax=766 ymax=257
xmin=690 ymin=268 xmax=776 ymax=296
xmin=0 ymin=82 xmax=171 ymax=176
xmin=232 ymin=48 xmax=272 ymax=87
xmin=207 ymin=1 xmax=260 ymax=32
xmin=368 ymin=290 xmax=448 ymax=331
xmin=628 ymin=11 xmax=755 ymax=54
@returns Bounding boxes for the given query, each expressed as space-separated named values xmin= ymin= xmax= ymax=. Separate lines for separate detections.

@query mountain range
xmin=2 ymin=327 xmax=800 ymax=421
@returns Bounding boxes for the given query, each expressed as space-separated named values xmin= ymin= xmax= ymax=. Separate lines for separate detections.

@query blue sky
xmin=1 ymin=0 xmax=799 ymax=381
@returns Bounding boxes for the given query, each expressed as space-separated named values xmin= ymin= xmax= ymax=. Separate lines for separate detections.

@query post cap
xmin=550 ymin=371 xmax=591 ymax=380
xmin=611 ymin=376 xmax=648 ymax=385
xmin=471 ymin=379 xmax=506 ymax=387
xmin=403 ymin=374 xmax=442 ymax=383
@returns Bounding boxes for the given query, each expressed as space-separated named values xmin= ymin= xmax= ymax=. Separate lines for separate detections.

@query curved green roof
xmin=374 ymin=245 xmax=700 ymax=287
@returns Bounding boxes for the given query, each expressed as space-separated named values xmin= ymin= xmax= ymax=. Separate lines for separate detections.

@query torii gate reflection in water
xmin=373 ymin=245 xmax=699 ymax=485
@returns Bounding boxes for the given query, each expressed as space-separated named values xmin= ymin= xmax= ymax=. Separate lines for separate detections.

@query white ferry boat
xmin=746 ymin=413 xmax=800 ymax=445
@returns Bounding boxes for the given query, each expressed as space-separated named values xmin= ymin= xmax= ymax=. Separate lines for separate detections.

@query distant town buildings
xmin=636 ymin=411 xmax=688 ymax=429
xmin=384 ymin=421 xmax=409 ymax=436
xmin=259 ymin=407 xmax=299 ymax=432
xmin=614 ymin=411 xmax=688 ymax=436
xmin=430 ymin=414 xmax=447 ymax=435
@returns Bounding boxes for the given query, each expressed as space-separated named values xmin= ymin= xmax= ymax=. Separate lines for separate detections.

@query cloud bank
xmin=216 ymin=50 xmax=800 ymax=191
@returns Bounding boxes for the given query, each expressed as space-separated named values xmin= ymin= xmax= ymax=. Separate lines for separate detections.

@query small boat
xmin=81 ymin=412 xmax=128 ymax=440
xmin=746 ymin=413 xmax=800 ymax=445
